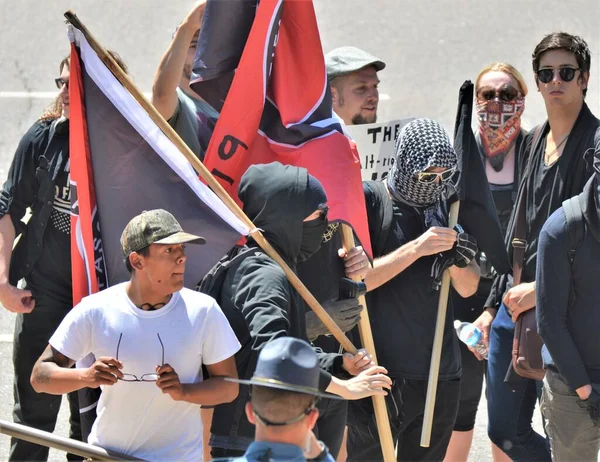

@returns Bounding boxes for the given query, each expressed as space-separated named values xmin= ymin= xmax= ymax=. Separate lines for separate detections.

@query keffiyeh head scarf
xmin=387 ymin=118 xmax=458 ymax=208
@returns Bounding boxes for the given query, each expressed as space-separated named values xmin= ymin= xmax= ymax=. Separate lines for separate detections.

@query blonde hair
xmin=475 ymin=62 xmax=528 ymax=97
xmin=40 ymin=51 xmax=129 ymax=121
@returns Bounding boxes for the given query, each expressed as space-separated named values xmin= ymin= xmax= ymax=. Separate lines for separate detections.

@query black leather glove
xmin=454 ymin=227 xmax=478 ymax=268
xmin=577 ymin=387 xmax=600 ymax=427
xmin=430 ymin=225 xmax=478 ymax=290
xmin=305 ymin=298 xmax=363 ymax=341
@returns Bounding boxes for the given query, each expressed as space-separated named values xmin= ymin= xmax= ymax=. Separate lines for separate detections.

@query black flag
xmin=451 ymin=80 xmax=511 ymax=274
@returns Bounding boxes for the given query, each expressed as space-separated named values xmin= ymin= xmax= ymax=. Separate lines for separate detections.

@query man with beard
xmin=0 ymin=51 xmax=126 ymax=461
xmin=152 ymin=1 xmax=218 ymax=160
xmin=484 ymin=32 xmax=600 ymax=461
xmin=326 ymin=46 xmax=385 ymax=126
xmin=347 ymin=118 xmax=481 ymax=461
xmin=208 ymin=162 xmax=392 ymax=459
xmin=293 ymin=45 xmax=386 ymax=459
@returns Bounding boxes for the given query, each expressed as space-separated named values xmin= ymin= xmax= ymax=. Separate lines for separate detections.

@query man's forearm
xmin=364 ymin=240 xmax=420 ymax=291
xmin=31 ymin=363 xmax=86 ymax=395
xmin=180 ymin=377 xmax=239 ymax=406
xmin=449 ymin=259 xmax=480 ymax=298
xmin=0 ymin=214 xmax=16 ymax=285
xmin=152 ymin=22 xmax=197 ymax=119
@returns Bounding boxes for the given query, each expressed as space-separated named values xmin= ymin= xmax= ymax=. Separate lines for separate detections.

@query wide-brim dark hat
xmin=226 ymin=337 xmax=343 ymax=400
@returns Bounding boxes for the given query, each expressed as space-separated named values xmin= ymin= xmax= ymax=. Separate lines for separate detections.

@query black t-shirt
xmin=364 ymin=182 xmax=461 ymax=380
xmin=28 ymin=126 xmax=72 ymax=306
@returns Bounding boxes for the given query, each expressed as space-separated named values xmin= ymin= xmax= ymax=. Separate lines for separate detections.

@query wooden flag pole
xmin=340 ymin=225 xmax=396 ymax=462
xmin=420 ymin=201 xmax=460 ymax=447
xmin=64 ymin=11 xmax=357 ymax=353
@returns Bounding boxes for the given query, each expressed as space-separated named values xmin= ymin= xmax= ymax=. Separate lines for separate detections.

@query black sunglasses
xmin=55 ymin=78 xmax=69 ymax=90
xmin=477 ymin=85 xmax=520 ymax=103
xmin=115 ymin=333 xmax=164 ymax=382
xmin=537 ymin=67 xmax=581 ymax=84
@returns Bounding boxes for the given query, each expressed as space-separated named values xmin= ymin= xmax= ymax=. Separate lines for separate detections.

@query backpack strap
xmin=562 ymin=195 xmax=586 ymax=264
xmin=366 ymin=181 xmax=394 ymax=257
xmin=562 ymin=194 xmax=586 ymax=307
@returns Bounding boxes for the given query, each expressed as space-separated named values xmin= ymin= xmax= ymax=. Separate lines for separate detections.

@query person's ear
xmin=246 ymin=402 xmax=257 ymax=425
xmin=330 ymin=85 xmax=339 ymax=105
xmin=129 ymin=252 xmax=143 ymax=270
xmin=581 ymin=70 xmax=590 ymax=91
xmin=306 ymin=408 xmax=319 ymax=430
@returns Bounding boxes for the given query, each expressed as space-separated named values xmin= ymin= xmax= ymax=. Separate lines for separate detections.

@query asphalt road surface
xmin=0 ymin=0 xmax=597 ymax=460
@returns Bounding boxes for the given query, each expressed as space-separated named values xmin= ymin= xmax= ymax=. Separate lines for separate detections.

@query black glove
xmin=454 ymin=227 xmax=478 ymax=268
xmin=430 ymin=225 xmax=478 ymax=290
xmin=577 ymin=387 xmax=600 ymax=427
xmin=305 ymin=298 xmax=363 ymax=341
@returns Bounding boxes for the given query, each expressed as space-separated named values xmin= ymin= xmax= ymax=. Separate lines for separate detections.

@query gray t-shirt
xmin=168 ymin=87 xmax=219 ymax=161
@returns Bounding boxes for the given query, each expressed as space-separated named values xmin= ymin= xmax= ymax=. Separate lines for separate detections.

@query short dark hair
xmin=251 ymin=385 xmax=316 ymax=424
xmin=124 ymin=245 xmax=150 ymax=273
xmin=532 ymin=32 xmax=591 ymax=97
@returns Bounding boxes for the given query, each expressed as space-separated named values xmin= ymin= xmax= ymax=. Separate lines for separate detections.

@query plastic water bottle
xmin=454 ymin=320 xmax=488 ymax=359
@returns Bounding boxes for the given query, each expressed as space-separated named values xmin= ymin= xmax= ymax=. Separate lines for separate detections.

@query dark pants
xmin=211 ymin=447 xmax=245 ymax=459
xmin=486 ymin=304 xmax=550 ymax=461
xmin=347 ymin=377 xmax=460 ymax=461
xmin=454 ymin=341 xmax=485 ymax=431
xmin=541 ymin=369 xmax=600 ymax=461
xmin=10 ymin=294 xmax=82 ymax=461
xmin=314 ymin=396 xmax=347 ymax=459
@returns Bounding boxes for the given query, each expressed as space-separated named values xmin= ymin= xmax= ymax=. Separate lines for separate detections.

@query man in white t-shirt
xmin=31 ymin=209 xmax=241 ymax=461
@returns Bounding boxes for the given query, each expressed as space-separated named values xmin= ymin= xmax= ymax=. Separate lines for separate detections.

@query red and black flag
xmin=68 ymin=24 xmax=249 ymax=435
xmin=451 ymin=81 xmax=511 ymax=273
xmin=191 ymin=0 xmax=372 ymax=256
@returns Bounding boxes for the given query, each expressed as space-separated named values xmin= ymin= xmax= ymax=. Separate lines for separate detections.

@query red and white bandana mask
xmin=476 ymin=97 xmax=525 ymax=160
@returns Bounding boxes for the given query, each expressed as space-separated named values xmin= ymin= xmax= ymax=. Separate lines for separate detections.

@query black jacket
xmin=210 ymin=162 xmax=344 ymax=451
xmin=0 ymin=119 xmax=69 ymax=286
xmin=486 ymin=104 xmax=600 ymax=309
xmin=538 ymin=130 xmax=600 ymax=390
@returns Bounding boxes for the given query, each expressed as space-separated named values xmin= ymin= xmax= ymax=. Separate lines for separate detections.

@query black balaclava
xmin=298 ymin=174 xmax=328 ymax=262
xmin=387 ymin=118 xmax=457 ymax=208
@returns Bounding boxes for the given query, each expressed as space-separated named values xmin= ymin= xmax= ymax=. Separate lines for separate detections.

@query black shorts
xmin=454 ymin=341 xmax=486 ymax=431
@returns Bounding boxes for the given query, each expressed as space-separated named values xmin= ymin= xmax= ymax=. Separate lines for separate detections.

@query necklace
xmin=544 ymin=134 xmax=569 ymax=167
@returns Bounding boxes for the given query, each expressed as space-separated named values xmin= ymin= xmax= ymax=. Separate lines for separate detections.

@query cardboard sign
xmin=348 ymin=118 xmax=415 ymax=181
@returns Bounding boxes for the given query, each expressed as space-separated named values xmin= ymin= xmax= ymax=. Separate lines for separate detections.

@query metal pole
xmin=0 ymin=420 xmax=141 ymax=461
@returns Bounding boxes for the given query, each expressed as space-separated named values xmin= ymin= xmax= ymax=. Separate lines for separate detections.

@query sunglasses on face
xmin=537 ymin=67 xmax=580 ymax=84
xmin=417 ymin=166 xmax=456 ymax=184
xmin=55 ymin=78 xmax=69 ymax=90
xmin=477 ymin=86 xmax=520 ymax=103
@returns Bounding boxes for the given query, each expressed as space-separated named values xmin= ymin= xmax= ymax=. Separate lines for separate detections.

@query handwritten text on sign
xmin=347 ymin=118 xmax=415 ymax=181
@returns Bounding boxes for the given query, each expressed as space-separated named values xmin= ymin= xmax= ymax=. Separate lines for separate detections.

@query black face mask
xmin=298 ymin=215 xmax=328 ymax=262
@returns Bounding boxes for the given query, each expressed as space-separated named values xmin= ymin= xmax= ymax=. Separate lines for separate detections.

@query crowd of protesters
xmin=2 ymin=1 xmax=600 ymax=461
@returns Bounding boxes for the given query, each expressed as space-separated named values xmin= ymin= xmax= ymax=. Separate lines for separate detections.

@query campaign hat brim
xmin=225 ymin=376 xmax=344 ymax=400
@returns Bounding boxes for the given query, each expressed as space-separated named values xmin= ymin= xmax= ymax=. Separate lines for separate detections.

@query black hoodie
xmin=537 ymin=128 xmax=600 ymax=390
xmin=210 ymin=162 xmax=343 ymax=451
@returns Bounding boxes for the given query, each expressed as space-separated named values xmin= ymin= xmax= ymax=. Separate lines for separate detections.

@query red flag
xmin=196 ymin=0 xmax=372 ymax=256
xmin=69 ymin=42 xmax=107 ymax=305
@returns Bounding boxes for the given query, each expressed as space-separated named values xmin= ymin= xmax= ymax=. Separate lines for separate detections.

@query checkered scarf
xmin=387 ymin=118 xmax=457 ymax=208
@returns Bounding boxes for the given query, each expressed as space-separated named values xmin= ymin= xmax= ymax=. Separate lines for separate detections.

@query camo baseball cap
xmin=121 ymin=209 xmax=206 ymax=256
xmin=325 ymin=46 xmax=386 ymax=79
